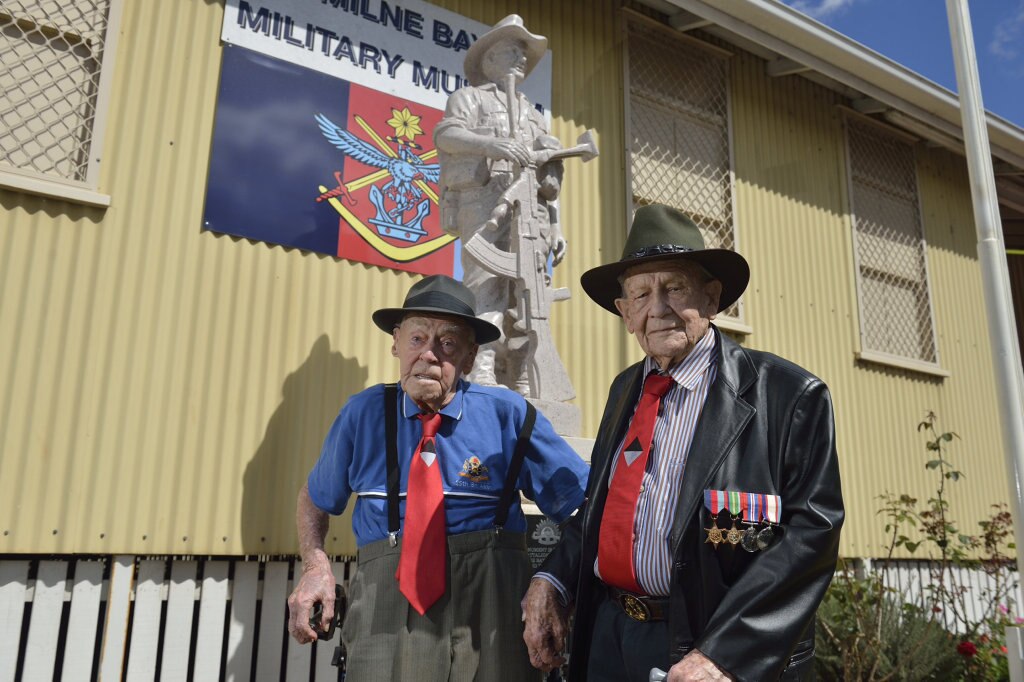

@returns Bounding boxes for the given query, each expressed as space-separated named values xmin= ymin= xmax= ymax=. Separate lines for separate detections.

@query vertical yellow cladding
xmin=0 ymin=0 xmax=1006 ymax=560
xmin=0 ymin=0 xmax=631 ymax=556
xmin=729 ymin=45 xmax=1003 ymax=558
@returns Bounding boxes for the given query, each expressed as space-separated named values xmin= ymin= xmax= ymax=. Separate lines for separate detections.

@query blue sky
xmin=780 ymin=0 xmax=1024 ymax=128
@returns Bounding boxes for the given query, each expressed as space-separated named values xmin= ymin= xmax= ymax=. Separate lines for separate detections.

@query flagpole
xmin=945 ymin=1 xmax=1024 ymax=674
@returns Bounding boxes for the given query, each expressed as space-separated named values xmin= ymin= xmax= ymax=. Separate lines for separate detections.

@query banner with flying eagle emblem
xmin=202 ymin=0 xmax=551 ymax=277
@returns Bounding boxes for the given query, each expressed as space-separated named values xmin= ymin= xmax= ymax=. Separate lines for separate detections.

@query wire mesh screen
xmin=627 ymin=19 xmax=739 ymax=317
xmin=0 ymin=1 xmax=113 ymax=183
xmin=846 ymin=119 xmax=937 ymax=364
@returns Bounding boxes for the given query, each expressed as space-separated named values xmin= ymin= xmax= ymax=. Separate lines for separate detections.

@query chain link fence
xmin=0 ymin=0 xmax=114 ymax=183
xmin=846 ymin=118 xmax=938 ymax=364
xmin=626 ymin=18 xmax=739 ymax=318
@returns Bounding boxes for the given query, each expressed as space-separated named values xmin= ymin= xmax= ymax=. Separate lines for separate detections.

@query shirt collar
xmin=644 ymin=328 xmax=718 ymax=392
xmin=400 ymin=379 xmax=466 ymax=421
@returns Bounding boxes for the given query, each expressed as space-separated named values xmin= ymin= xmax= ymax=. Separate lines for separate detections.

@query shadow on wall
xmin=240 ymin=334 xmax=368 ymax=555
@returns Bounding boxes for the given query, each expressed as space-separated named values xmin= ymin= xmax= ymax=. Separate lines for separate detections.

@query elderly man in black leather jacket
xmin=522 ymin=204 xmax=844 ymax=681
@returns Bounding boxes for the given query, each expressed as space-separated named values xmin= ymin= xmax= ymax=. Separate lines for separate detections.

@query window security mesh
xmin=0 ymin=1 xmax=113 ymax=183
xmin=846 ymin=119 xmax=938 ymax=364
xmin=626 ymin=19 xmax=739 ymax=317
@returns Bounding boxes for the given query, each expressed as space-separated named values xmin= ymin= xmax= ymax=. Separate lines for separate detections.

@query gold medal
xmin=704 ymin=519 xmax=724 ymax=548
xmin=726 ymin=519 xmax=743 ymax=546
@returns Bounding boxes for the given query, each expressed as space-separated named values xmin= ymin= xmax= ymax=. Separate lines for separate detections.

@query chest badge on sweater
xmin=704 ymin=489 xmax=782 ymax=552
xmin=458 ymin=456 xmax=490 ymax=483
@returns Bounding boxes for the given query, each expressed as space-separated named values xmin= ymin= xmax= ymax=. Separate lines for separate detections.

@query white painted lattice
xmin=625 ymin=16 xmax=740 ymax=319
xmin=0 ymin=1 xmax=117 ymax=184
xmin=845 ymin=118 xmax=939 ymax=365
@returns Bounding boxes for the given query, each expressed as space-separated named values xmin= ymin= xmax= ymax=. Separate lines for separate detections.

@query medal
xmin=726 ymin=519 xmax=743 ymax=546
xmin=704 ymin=519 xmax=724 ymax=548
xmin=741 ymin=525 xmax=759 ymax=552
xmin=757 ymin=494 xmax=781 ymax=550
xmin=703 ymin=489 xmax=783 ymax=552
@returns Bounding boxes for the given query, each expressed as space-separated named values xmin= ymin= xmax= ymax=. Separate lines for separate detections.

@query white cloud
xmin=785 ymin=0 xmax=861 ymax=20
xmin=990 ymin=1 xmax=1024 ymax=61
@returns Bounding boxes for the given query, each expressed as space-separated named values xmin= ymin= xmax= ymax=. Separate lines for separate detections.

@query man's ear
xmin=614 ymin=298 xmax=633 ymax=332
xmin=462 ymin=344 xmax=479 ymax=375
xmin=391 ymin=327 xmax=400 ymax=357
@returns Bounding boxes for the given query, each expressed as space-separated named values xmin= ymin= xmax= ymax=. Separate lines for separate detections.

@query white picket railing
xmin=874 ymin=558 xmax=1023 ymax=634
xmin=1 ymin=555 xmax=1020 ymax=680
xmin=0 ymin=555 xmax=354 ymax=682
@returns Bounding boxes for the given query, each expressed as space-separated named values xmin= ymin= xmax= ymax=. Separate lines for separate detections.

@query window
xmin=845 ymin=116 xmax=942 ymax=371
xmin=625 ymin=13 xmax=745 ymax=326
xmin=0 ymin=1 xmax=122 ymax=206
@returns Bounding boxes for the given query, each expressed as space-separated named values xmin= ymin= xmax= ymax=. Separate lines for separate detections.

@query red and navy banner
xmin=202 ymin=0 xmax=551 ymax=277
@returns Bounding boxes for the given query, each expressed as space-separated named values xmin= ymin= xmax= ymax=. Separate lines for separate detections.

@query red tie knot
xmin=643 ymin=373 xmax=674 ymax=398
xmin=418 ymin=412 xmax=442 ymax=439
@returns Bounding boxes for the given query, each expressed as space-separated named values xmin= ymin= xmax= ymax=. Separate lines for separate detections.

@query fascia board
xmin=663 ymin=0 xmax=1024 ymax=166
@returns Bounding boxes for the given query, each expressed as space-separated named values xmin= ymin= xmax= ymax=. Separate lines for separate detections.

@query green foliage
xmin=816 ymin=564 xmax=961 ymax=680
xmin=816 ymin=412 xmax=1018 ymax=681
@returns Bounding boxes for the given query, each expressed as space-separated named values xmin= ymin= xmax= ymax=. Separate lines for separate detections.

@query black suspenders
xmin=383 ymin=383 xmax=537 ymax=544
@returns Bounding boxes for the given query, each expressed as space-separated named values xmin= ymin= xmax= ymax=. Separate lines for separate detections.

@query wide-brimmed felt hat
xmin=464 ymin=14 xmax=547 ymax=87
xmin=372 ymin=275 xmax=501 ymax=344
xmin=581 ymin=204 xmax=750 ymax=315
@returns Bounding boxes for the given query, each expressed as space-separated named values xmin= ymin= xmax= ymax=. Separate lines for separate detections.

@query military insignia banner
xmin=202 ymin=0 xmax=551 ymax=276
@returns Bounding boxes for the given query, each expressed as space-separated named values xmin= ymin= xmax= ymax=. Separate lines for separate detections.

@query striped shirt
xmin=597 ymin=328 xmax=718 ymax=596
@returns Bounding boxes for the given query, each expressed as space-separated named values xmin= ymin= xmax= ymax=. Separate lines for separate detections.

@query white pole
xmin=946 ymin=0 xmax=1024 ymax=626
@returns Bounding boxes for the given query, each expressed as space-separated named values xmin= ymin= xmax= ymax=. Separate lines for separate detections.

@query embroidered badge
xmin=458 ymin=456 xmax=490 ymax=483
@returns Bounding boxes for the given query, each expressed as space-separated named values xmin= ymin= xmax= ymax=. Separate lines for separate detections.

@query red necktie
xmin=597 ymin=373 xmax=675 ymax=594
xmin=397 ymin=413 xmax=446 ymax=615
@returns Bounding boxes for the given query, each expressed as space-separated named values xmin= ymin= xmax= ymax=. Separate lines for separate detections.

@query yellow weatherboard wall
xmin=0 ymin=0 xmax=1009 ymax=561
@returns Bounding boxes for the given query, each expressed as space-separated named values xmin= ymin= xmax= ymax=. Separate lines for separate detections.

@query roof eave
xmin=660 ymin=0 xmax=1024 ymax=168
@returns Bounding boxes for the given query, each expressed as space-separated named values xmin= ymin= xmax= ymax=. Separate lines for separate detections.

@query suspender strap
xmin=494 ymin=402 xmax=536 ymax=529
xmin=384 ymin=383 xmax=400 ymax=546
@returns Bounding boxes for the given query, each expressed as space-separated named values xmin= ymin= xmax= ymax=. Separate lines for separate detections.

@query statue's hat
xmin=464 ymin=15 xmax=547 ymax=87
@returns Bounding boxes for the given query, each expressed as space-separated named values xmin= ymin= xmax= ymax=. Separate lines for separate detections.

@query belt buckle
xmin=618 ymin=593 xmax=650 ymax=622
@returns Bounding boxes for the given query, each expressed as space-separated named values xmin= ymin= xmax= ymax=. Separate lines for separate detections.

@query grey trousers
xmin=341 ymin=529 xmax=541 ymax=682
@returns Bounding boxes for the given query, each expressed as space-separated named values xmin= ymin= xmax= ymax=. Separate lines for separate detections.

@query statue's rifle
xmin=462 ymin=75 xmax=598 ymax=401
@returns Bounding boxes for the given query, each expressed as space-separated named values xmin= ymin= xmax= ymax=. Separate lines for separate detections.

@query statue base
xmin=527 ymin=398 xmax=582 ymax=438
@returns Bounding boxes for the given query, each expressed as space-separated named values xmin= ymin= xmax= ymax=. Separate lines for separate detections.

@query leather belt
xmin=605 ymin=585 xmax=669 ymax=622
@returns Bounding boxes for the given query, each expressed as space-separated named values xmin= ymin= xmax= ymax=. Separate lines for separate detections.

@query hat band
xmin=625 ymin=243 xmax=695 ymax=260
xmin=404 ymin=290 xmax=476 ymax=318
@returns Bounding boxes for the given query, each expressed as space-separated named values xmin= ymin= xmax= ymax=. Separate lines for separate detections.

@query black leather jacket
xmin=538 ymin=328 xmax=844 ymax=681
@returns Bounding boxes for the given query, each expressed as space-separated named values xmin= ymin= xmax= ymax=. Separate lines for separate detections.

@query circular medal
xmin=756 ymin=525 xmax=775 ymax=550
xmin=741 ymin=526 xmax=759 ymax=552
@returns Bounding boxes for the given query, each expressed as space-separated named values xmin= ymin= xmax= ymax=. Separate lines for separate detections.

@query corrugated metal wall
xmin=0 ymin=0 xmax=630 ymax=557
xmin=0 ymin=0 xmax=1009 ymax=560
xmin=729 ymin=45 xmax=1006 ymax=557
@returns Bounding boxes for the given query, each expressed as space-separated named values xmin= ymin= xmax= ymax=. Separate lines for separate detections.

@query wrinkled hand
xmin=486 ymin=139 xmax=533 ymax=167
xmin=521 ymin=578 xmax=569 ymax=672
xmin=287 ymin=561 xmax=335 ymax=644
xmin=667 ymin=650 xmax=732 ymax=681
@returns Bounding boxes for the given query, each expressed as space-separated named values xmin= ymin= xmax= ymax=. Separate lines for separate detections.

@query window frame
xmin=622 ymin=9 xmax=750 ymax=335
xmin=841 ymin=109 xmax=948 ymax=377
xmin=0 ymin=0 xmax=125 ymax=207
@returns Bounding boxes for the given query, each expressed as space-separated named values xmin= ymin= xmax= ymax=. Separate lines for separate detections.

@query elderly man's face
xmin=482 ymin=39 xmax=528 ymax=85
xmin=614 ymin=261 xmax=722 ymax=371
xmin=392 ymin=315 xmax=478 ymax=412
